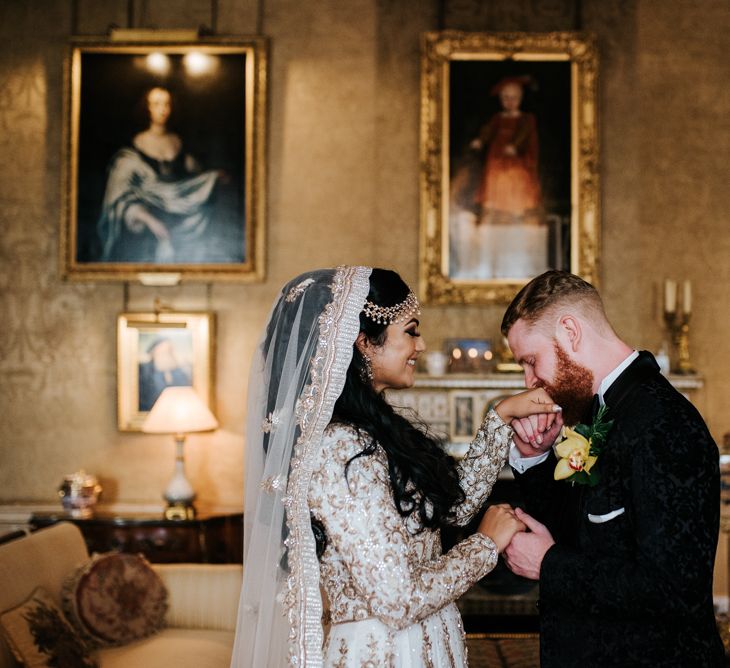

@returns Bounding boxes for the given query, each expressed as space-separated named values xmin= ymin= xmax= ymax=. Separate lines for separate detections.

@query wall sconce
xmin=142 ymin=386 xmax=218 ymax=520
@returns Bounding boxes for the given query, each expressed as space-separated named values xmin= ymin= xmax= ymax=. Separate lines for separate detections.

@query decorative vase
xmin=58 ymin=471 xmax=102 ymax=518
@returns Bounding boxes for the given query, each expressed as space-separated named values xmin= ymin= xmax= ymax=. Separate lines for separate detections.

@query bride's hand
xmin=494 ymin=387 xmax=561 ymax=423
xmin=478 ymin=504 xmax=526 ymax=553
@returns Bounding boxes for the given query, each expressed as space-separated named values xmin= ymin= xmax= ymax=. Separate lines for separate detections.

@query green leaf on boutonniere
xmin=568 ymin=468 xmax=601 ymax=487
xmin=589 ymin=405 xmax=614 ymax=449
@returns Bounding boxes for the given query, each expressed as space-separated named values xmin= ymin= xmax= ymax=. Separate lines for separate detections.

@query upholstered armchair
xmin=0 ymin=522 xmax=242 ymax=668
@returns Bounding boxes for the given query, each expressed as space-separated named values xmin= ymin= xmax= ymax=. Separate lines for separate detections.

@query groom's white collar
xmin=598 ymin=350 xmax=639 ymax=407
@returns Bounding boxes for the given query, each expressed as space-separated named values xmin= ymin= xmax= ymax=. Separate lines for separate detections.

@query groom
xmin=500 ymin=270 xmax=724 ymax=667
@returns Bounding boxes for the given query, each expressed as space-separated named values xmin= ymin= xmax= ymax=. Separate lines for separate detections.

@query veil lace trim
xmin=282 ymin=265 xmax=371 ymax=666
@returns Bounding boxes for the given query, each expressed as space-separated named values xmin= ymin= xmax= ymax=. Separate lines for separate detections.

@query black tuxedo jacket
xmin=514 ymin=351 xmax=724 ymax=667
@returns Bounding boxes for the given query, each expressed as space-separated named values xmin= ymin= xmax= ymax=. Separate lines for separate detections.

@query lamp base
xmin=164 ymin=502 xmax=196 ymax=521
xmin=163 ymin=434 xmax=196 ymax=518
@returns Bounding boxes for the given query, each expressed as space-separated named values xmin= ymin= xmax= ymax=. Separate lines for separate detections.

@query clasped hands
xmin=478 ymin=407 xmax=563 ymax=580
xmin=481 ymin=504 xmax=554 ymax=581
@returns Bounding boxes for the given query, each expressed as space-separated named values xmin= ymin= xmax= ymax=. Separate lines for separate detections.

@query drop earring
xmin=359 ymin=352 xmax=374 ymax=383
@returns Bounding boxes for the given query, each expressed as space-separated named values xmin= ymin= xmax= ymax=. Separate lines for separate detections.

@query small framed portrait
xmin=61 ymin=37 xmax=267 ymax=282
xmin=117 ymin=312 xmax=215 ymax=431
xmin=419 ymin=31 xmax=599 ymax=304
xmin=450 ymin=392 xmax=476 ymax=443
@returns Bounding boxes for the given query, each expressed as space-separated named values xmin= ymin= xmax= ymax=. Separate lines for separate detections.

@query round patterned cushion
xmin=62 ymin=552 xmax=168 ymax=647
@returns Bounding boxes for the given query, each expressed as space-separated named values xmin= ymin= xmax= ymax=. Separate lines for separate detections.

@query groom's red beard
xmin=537 ymin=342 xmax=595 ymax=426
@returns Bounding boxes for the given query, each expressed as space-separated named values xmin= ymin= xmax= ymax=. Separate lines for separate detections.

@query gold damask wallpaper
xmin=0 ymin=0 xmax=729 ymax=591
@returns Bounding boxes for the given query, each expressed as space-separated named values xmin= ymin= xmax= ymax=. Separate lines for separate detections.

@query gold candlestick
xmin=663 ymin=310 xmax=694 ymax=375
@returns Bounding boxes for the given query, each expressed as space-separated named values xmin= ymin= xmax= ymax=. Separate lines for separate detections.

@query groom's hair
xmin=501 ymin=270 xmax=607 ymax=336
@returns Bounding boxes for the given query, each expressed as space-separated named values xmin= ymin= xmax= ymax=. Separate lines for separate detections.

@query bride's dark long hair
xmin=330 ymin=268 xmax=465 ymax=530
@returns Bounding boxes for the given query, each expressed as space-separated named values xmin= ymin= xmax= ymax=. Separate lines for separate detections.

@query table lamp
xmin=142 ymin=386 xmax=218 ymax=520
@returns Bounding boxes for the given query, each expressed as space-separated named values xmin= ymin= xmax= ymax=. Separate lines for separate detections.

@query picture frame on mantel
xmin=117 ymin=312 xmax=215 ymax=431
xmin=419 ymin=31 xmax=599 ymax=304
xmin=61 ymin=37 xmax=267 ymax=283
xmin=450 ymin=392 xmax=477 ymax=443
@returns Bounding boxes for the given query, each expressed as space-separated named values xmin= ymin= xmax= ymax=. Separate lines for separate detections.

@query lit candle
xmin=664 ymin=279 xmax=677 ymax=313
xmin=682 ymin=280 xmax=692 ymax=314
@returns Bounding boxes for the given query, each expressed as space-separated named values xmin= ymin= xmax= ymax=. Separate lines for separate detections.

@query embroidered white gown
xmin=308 ymin=409 xmax=512 ymax=668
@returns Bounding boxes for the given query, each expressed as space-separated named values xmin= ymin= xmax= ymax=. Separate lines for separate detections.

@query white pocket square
xmin=587 ymin=507 xmax=625 ymax=524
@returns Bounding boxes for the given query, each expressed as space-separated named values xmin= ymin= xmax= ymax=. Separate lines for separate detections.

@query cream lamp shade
xmin=142 ymin=386 xmax=218 ymax=519
xmin=142 ymin=386 xmax=218 ymax=434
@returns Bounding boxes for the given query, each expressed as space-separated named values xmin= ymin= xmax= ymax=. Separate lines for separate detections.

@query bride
xmin=231 ymin=266 xmax=559 ymax=667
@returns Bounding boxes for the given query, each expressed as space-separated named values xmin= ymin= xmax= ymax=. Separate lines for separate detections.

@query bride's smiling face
xmin=365 ymin=318 xmax=426 ymax=393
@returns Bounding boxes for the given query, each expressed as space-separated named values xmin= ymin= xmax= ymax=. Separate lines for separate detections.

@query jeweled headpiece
xmin=363 ymin=291 xmax=420 ymax=325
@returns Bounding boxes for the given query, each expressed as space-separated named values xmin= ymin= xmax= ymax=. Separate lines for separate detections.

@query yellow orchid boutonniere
xmin=554 ymin=405 xmax=614 ymax=486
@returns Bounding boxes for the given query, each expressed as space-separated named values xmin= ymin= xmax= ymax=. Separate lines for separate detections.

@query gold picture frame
xmin=419 ymin=31 xmax=599 ymax=304
xmin=61 ymin=37 xmax=267 ymax=282
xmin=450 ymin=392 xmax=477 ymax=443
xmin=117 ymin=312 xmax=215 ymax=431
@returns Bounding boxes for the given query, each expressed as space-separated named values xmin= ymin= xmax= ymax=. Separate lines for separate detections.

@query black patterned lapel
xmin=602 ymin=351 xmax=660 ymax=415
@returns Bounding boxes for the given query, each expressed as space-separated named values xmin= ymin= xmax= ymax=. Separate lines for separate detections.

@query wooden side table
xmin=29 ymin=511 xmax=243 ymax=564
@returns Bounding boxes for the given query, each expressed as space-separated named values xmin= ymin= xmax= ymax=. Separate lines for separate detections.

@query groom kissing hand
xmin=500 ymin=270 xmax=723 ymax=668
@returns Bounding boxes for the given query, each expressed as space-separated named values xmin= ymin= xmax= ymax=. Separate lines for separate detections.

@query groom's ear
xmin=557 ymin=315 xmax=582 ymax=352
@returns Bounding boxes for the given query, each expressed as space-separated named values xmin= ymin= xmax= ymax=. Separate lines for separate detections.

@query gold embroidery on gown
xmin=309 ymin=409 xmax=512 ymax=667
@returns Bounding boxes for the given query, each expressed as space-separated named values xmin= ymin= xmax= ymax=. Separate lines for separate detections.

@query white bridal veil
xmin=231 ymin=266 xmax=372 ymax=667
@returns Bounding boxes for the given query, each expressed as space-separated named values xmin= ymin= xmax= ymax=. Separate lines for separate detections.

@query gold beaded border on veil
xmin=282 ymin=266 xmax=372 ymax=667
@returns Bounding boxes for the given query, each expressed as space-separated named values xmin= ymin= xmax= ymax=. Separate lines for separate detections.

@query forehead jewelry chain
xmin=363 ymin=292 xmax=420 ymax=325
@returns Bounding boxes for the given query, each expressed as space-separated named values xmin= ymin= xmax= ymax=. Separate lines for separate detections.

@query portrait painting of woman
xmin=97 ymin=85 xmax=229 ymax=265
xmin=63 ymin=41 xmax=267 ymax=281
